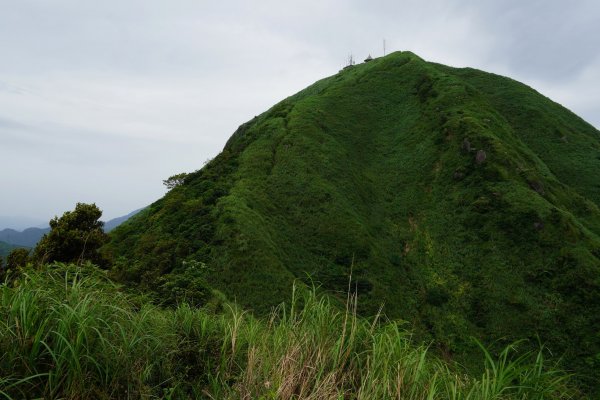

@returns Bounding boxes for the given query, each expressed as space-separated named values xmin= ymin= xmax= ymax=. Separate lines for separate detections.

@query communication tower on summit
xmin=346 ymin=53 xmax=355 ymax=67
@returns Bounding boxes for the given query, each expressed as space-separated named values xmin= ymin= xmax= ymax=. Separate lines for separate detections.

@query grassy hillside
xmin=105 ymin=52 xmax=600 ymax=389
xmin=0 ymin=265 xmax=576 ymax=399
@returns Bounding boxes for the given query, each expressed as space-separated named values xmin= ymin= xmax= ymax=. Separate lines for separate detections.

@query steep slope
xmin=106 ymin=52 xmax=600 ymax=386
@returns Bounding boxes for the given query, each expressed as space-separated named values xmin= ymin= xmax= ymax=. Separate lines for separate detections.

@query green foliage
xmin=105 ymin=51 xmax=600 ymax=392
xmin=34 ymin=203 xmax=109 ymax=267
xmin=163 ymin=172 xmax=189 ymax=190
xmin=156 ymin=260 xmax=212 ymax=308
xmin=0 ymin=267 xmax=578 ymax=399
xmin=2 ymin=248 xmax=31 ymax=284
xmin=6 ymin=248 xmax=30 ymax=270
xmin=0 ymin=244 xmax=31 ymax=284
xmin=0 ymin=242 xmax=16 ymax=260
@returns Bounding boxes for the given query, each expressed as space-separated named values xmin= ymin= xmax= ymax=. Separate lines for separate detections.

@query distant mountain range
xmin=0 ymin=227 xmax=50 ymax=248
xmin=104 ymin=208 xmax=144 ymax=232
xmin=0 ymin=208 xmax=143 ymax=248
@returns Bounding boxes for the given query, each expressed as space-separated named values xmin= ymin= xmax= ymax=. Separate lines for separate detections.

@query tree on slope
xmin=163 ymin=173 xmax=188 ymax=190
xmin=6 ymin=248 xmax=31 ymax=270
xmin=34 ymin=203 xmax=109 ymax=266
xmin=1 ymin=248 xmax=31 ymax=282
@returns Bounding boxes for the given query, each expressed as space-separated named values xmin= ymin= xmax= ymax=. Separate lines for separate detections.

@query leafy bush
xmin=34 ymin=203 xmax=109 ymax=266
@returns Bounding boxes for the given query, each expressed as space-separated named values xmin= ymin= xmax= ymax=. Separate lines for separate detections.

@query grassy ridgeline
xmin=105 ymin=52 xmax=600 ymax=385
xmin=0 ymin=265 xmax=575 ymax=399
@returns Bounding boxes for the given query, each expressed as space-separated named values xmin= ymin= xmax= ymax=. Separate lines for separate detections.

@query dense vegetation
xmin=0 ymin=265 xmax=577 ymax=399
xmin=0 ymin=241 xmax=17 ymax=260
xmin=105 ymin=52 xmax=600 ymax=390
xmin=0 ymin=244 xmax=29 ymax=275
xmin=33 ymin=203 xmax=109 ymax=267
xmin=1 ymin=51 xmax=597 ymax=396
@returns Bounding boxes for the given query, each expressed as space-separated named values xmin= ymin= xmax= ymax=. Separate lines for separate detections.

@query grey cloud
xmin=0 ymin=116 xmax=29 ymax=131
xmin=462 ymin=0 xmax=600 ymax=81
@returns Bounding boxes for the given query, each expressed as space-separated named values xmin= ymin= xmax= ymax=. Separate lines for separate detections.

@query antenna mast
xmin=346 ymin=53 xmax=355 ymax=67
xmin=383 ymin=39 xmax=386 ymax=56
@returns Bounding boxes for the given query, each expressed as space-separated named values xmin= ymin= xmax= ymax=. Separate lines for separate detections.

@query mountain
xmin=105 ymin=52 xmax=600 ymax=386
xmin=103 ymin=208 xmax=144 ymax=232
xmin=0 ymin=208 xmax=143 ymax=248
xmin=0 ymin=227 xmax=50 ymax=248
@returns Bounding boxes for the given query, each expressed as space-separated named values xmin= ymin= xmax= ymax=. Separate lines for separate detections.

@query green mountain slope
xmin=106 ymin=52 xmax=600 ymax=386
xmin=0 ymin=227 xmax=49 ymax=248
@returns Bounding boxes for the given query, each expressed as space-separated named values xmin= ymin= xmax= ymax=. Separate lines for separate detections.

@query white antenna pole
xmin=383 ymin=39 xmax=386 ymax=56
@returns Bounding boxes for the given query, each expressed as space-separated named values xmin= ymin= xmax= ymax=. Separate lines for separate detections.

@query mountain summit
xmin=106 ymin=52 xmax=600 ymax=384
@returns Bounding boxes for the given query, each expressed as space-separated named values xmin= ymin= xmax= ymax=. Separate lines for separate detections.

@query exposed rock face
xmin=475 ymin=149 xmax=486 ymax=164
xmin=528 ymin=180 xmax=545 ymax=195
xmin=461 ymin=138 xmax=471 ymax=153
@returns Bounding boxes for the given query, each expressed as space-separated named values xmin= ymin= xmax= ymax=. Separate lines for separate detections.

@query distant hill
xmin=0 ymin=208 xmax=143 ymax=248
xmin=106 ymin=51 xmax=600 ymax=388
xmin=0 ymin=227 xmax=49 ymax=248
xmin=104 ymin=208 xmax=145 ymax=232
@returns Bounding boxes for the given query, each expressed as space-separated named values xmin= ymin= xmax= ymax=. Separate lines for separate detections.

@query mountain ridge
xmin=106 ymin=51 xmax=600 ymax=387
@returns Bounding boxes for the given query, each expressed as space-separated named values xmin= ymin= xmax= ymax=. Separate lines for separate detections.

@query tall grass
xmin=0 ymin=264 xmax=577 ymax=399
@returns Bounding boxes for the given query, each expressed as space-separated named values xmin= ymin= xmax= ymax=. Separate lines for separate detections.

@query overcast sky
xmin=1 ymin=0 xmax=599 ymax=227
